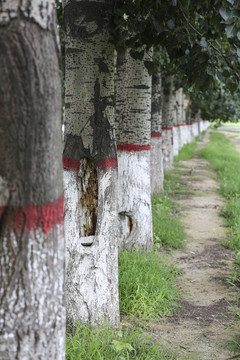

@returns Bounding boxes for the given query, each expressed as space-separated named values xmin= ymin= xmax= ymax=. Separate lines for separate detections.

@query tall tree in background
xmin=63 ymin=0 xmax=119 ymax=324
xmin=162 ymin=76 xmax=175 ymax=171
xmin=151 ymin=67 xmax=164 ymax=193
xmin=0 ymin=1 xmax=65 ymax=359
xmin=116 ymin=48 xmax=153 ymax=251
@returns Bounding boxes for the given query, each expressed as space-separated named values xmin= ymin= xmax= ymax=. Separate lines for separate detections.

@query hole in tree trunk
xmin=78 ymin=158 xmax=98 ymax=244
xmin=119 ymin=212 xmax=133 ymax=239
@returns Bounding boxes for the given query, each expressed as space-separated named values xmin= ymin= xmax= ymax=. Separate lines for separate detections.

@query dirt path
xmin=151 ymin=131 xmax=240 ymax=359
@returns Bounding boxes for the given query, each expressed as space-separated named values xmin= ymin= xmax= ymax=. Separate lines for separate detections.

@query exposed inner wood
xmin=78 ymin=158 xmax=98 ymax=237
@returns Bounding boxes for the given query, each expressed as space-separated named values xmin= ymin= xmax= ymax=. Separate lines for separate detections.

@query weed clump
xmin=118 ymin=250 xmax=181 ymax=319
xmin=66 ymin=323 xmax=176 ymax=360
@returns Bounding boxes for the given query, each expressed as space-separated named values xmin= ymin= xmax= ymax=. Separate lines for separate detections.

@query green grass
xmin=152 ymin=193 xmax=185 ymax=249
xmin=174 ymin=137 xmax=198 ymax=161
xmin=66 ymin=323 xmax=177 ymax=360
xmin=221 ymin=121 xmax=240 ymax=127
xmin=151 ymin=170 xmax=186 ymax=249
xmin=199 ymin=132 xmax=240 ymax=202
xmin=118 ymin=250 xmax=181 ymax=319
xmin=199 ymin=131 xmax=240 ymax=264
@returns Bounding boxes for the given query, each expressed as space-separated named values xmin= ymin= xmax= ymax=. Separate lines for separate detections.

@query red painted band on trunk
xmin=151 ymin=133 xmax=162 ymax=138
xmin=162 ymin=127 xmax=173 ymax=131
xmin=117 ymin=144 xmax=151 ymax=152
xmin=173 ymin=124 xmax=186 ymax=127
xmin=98 ymin=158 xmax=117 ymax=171
xmin=0 ymin=195 xmax=64 ymax=235
xmin=0 ymin=206 xmax=4 ymax=218
xmin=63 ymin=157 xmax=80 ymax=171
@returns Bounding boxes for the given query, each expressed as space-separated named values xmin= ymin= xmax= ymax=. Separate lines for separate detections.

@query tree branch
xmin=179 ymin=4 xmax=240 ymax=83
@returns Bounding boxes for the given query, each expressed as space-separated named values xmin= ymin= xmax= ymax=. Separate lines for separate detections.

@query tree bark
xmin=116 ymin=48 xmax=153 ymax=251
xmin=0 ymin=1 xmax=65 ymax=359
xmin=162 ymin=76 xmax=175 ymax=171
xmin=151 ymin=69 xmax=164 ymax=193
xmin=63 ymin=0 xmax=119 ymax=325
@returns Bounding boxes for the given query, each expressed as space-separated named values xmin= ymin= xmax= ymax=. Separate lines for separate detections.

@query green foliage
xmin=66 ymin=323 xmax=177 ymax=359
xmin=188 ymin=87 xmax=240 ymax=122
xmin=199 ymin=132 xmax=240 ymax=252
xmin=152 ymin=193 xmax=185 ymax=249
xmin=113 ymin=0 xmax=240 ymax=92
xmin=118 ymin=250 xmax=181 ymax=319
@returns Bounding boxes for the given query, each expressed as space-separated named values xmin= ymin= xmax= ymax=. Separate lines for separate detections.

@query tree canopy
xmin=113 ymin=0 xmax=240 ymax=92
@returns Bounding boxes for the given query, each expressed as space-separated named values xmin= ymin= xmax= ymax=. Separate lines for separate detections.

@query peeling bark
xmin=0 ymin=2 xmax=65 ymax=359
xmin=116 ymin=48 xmax=153 ymax=251
xmin=151 ymin=70 xmax=164 ymax=193
xmin=63 ymin=0 xmax=119 ymax=324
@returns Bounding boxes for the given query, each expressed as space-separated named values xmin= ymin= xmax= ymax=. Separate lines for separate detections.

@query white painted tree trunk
xmin=63 ymin=0 xmax=119 ymax=325
xmin=151 ymin=70 xmax=164 ymax=193
xmin=116 ymin=48 xmax=153 ymax=251
xmin=162 ymin=77 xmax=175 ymax=171
xmin=0 ymin=1 xmax=65 ymax=359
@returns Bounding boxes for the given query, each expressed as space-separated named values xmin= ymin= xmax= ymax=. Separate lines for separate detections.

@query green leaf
xmin=219 ymin=7 xmax=229 ymax=21
xmin=167 ymin=19 xmax=175 ymax=30
xmin=144 ymin=60 xmax=155 ymax=75
xmin=151 ymin=15 xmax=164 ymax=33
xmin=111 ymin=340 xmax=135 ymax=353
xmin=237 ymin=31 xmax=240 ymax=40
xmin=129 ymin=50 xmax=145 ymax=61
xmin=207 ymin=65 xmax=214 ymax=76
xmin=200 ymin=37 xmax=207 ymax=48
xmin=217 ymin=71 xmax=224 ymax=82
xmin=228 ymin=81 xmax=238 ymax=93
xmin=225 ymin=24 xmax=235 ymax=38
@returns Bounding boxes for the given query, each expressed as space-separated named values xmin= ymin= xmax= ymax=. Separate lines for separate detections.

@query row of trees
xmin=0 ymin=0 xmax=239 ymax=358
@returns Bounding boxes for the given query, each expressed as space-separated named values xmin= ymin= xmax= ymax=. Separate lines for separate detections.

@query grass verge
xmin=199 ymin=131 xmax=240 ymax=329
xmin=199 ymin=132 xmax=240 ymax=253
xmin=66 ymin=323 xmax=177 ymax=360
xmin=152 ymin=192 xmax=185 ymax=249
xmin=119 ymin=250 xmax=181 ymax=319
xmin=174 ymin=137 xmax=198 ymax=162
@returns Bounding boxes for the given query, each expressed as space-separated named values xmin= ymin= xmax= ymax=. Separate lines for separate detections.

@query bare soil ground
xmin=150 ymin=130 xmax=240 ymax=359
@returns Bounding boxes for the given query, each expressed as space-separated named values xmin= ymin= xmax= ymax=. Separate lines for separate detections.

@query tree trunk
xmin=173 ymin=87 xmax=182 ymax=156
xmin=162 ymin=76 xmax=175 ymax=171
xmin=116 ymin=48 xmax=153 ymax=251
xmin=151 ymin=70 xmax=164 ymax=193
xmin=63 ymin=0 xmax=119 ymax=325
xmin=0 ymin=2 xmax=65 ymax=359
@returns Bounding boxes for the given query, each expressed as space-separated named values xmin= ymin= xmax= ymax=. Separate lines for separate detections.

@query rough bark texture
xmin=63 ymin=0 xmax=119 ymax=324
xmin=151 ymin=70 xmax=164 ymax=193
xmin=162 ymin=77 xmax=175 ymax=171
xmin=116 ymin=48 xmax=153 ymax=251
xmin=0 ymin=2 xmax=65 ymax=359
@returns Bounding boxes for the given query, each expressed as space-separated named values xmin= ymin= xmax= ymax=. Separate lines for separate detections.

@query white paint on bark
xmin=0 ymin=225 xmax=65 ymax=360
xmin=162 ymin=129 xmax=174 ymax=171
xmin=64 ymin=167 xmax=119 ymax=324
xmin=118 ymin=151 xmax=153 ymax=251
